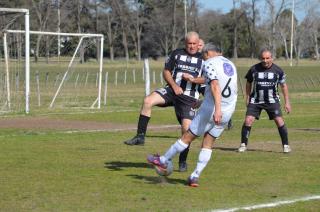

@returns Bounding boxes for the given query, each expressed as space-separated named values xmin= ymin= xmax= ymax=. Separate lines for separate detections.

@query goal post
xmin=1 ymin=8 xmax=104 ymax=113
xmin=0 ymin=7 xmax=30 ymax=113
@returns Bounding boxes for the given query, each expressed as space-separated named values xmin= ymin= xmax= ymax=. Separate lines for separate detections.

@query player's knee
xmin=274 ymin=117 xmax=284 ymax=127
xmin=143 ymin=96 xmax=155 ymax=108
xmin=245 ymin=116 xmax=255 ymax=125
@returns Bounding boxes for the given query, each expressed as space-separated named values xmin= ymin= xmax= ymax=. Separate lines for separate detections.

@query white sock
xmin=160 ymin=139 xmax=188 ymax=164
xmin=190 ymin=148 xmax=212 ymax=179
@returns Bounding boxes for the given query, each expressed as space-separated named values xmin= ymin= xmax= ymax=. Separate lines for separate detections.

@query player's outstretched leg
xmin=124 ymin=114 xmax=150 ymax=145
xmin=147 ymin=154 xmax=167 ymax=171
xmin=147 ymin=138 xmax=189 ymax=175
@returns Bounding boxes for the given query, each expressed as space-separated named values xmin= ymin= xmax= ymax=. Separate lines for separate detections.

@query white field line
xmin=211 ymin=195 xmax=320 ymax=212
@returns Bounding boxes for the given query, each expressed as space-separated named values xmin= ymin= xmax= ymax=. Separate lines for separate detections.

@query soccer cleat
xmin=147 ymin=154 xmax=167 ymax=170
xmin=178 ymin=161 xmax=188 ymax=172
xmin=187 ymin=176 xmax=199 ymax=187
xmin=238 ymin=143 xmax=247 ymax=152
xmin=124 ymin=133 xmax=145 ymax=145
xmin=283 ymin=145 xmax=291 ymax=153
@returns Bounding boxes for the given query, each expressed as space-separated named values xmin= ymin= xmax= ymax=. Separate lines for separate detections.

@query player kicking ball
xmin=147 ymin=43 xmax=238 ymax=187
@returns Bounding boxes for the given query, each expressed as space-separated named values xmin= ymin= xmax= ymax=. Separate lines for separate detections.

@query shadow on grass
xmin=146 ymin=135 xmax=178 ymax=139
xmin=295 ymin=128 xmax=320 ymax=132
xmin=105 ymin=161 xmax=186 ymax=185
xmin=246 ymin=149 xmax=275 ymax=153
xmin=214 ymin=146 xmax=278 ymax=153
xmin=104 ymin=161 xmax=150 ymax=171
xmin=127 ymin=174 xmax=186 ymax=185
xmin=214 ymin=147 xmax=238 ymax=152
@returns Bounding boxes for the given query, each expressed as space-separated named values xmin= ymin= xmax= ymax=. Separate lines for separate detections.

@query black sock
xmin=278 ymin=124 xmax=288 ymax=145
xmin=241 ymin=125 xmax=251 ymax=145
xmin=179 ymin=145 xmax=190 ymax=163
xmin=137 ymin=114 xmax=150 ymax=135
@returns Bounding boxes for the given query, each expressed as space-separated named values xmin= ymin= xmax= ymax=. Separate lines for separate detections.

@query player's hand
xmin=284 ymin=103 xmax=291 ymax=114
xmin=172 ymin=85 xmax=183 ymax=95
xmin=182 ymin=73 xmax=194 ymax=82
xmin=213 ymin=110 xmax=222 ymax=125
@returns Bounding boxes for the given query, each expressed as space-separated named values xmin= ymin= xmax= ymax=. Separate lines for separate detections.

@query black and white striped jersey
xmin=246 ymin=63 xmax=286 ymax=104
xmin=164 ymin=48 xmax=203 ymax=99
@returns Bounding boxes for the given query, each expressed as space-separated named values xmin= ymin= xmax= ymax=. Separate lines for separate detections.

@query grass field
xmin=0 ymin=59 xmax=319 ymax=211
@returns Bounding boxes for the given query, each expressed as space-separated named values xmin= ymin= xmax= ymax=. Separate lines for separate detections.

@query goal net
xmin=0 ymin=8 xmax=104 ymax=114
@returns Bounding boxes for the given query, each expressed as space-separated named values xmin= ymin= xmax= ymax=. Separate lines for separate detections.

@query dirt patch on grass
xmin=0 ymin=116 xmax=180 ymax=132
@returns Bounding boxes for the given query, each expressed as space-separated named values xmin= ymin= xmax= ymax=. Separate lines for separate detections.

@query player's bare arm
xmin=163 ymin=69 xmax=183 ymax=95
xmin=182 ymin=73 xmax=205 ymax=84
xmin=245 ymin=81 xmax=252 ymax=106
xmin=280 ymin=83 xmax=291 ymax=114
xmin=210 ymin=79 xmax=222 ymax=124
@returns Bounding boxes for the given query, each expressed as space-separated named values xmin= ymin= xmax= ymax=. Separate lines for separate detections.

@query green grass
xmin=1 ymin=58 xmax=320 ymax=114
xmin=0 ymin=120 xmax=319 ymax=211
xmin=0 ymin=61 xmax=319 ymax=211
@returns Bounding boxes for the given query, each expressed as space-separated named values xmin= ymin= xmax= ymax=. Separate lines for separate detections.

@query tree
xmin=277 ymin=9 xmax=297 ymax=59
xmin=232 ymin=0 xmax=239 ymax=58
xmin=242 ymin=0 xmax=260 ymax=58
xmin=303 ymin=8 xmax=320 ymax=60
xmin=31 ymin=0 xmax=54 ymax=62
xmin=265 ymin=0 xmax=286 ymax=58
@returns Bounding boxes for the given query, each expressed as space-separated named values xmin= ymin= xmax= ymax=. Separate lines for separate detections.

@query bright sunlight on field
xmin=0 ymin=60 xmax=319 ymax=211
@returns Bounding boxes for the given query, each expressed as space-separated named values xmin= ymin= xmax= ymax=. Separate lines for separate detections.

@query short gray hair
xmin=259 ymin=48 xmax=273 ymax=58
xmin=202 ymin=43 xmax=221 ymax=54
xmin=185 ymin=31 xmax=199 ymax=41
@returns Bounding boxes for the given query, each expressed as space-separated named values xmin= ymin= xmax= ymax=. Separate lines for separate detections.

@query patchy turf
xmin=0 ymin=63 xmax=319 ymax=211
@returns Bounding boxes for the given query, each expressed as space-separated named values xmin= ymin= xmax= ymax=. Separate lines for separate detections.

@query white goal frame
xmin=1 ymin=8 xmax=104 ymax=112
xmin=0 ymin=8 xmax=30 ymax=113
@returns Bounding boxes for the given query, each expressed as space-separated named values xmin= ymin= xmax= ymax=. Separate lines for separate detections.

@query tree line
xmin=1 ymin=0 xmax=320 ymax=62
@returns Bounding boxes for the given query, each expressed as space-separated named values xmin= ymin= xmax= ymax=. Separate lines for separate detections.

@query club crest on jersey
xmin=223 ymin=63 xmax=234 ymax=76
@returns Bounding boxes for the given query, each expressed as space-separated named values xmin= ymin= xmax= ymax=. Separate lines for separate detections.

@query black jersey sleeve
xmin=245 ymin=67 xmax=254 ymax=83
xmin=164 ymin=50 xmax=178 ymax=71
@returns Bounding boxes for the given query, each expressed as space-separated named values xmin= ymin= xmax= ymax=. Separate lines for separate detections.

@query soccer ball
xmin=155 ymin=160 xmax=174 ymax=176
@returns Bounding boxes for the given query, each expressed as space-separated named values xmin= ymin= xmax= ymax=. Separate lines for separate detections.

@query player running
xmin=147 ymin=43 xmax=238 ymax=187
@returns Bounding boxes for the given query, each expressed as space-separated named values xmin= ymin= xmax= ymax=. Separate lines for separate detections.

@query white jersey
xmin=189 ymin=56 xmax=238 ymax=138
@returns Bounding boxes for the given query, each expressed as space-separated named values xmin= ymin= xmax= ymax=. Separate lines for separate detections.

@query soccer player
xmin=147 ymin=43 xmax=238 ymax=187
xmin=178 ymin=37 xmax=206 ymax=172
xmin=198 ymin=39 xmax=205 ymax=52
xmin=124 ymin=31 xmax=204 ymax=172
xmin=238 ymin=48 xmax=291 ymax=153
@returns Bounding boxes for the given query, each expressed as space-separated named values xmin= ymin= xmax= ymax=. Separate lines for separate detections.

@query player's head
xmin=198 ymin=39 xmax=205 ymax=52
xmin=259 ymin=48 xmax=273 ymax=68
xmin=185 ymin=31 xmax=200 ymax=55
xmin=201 ymin=43 xmax=221 ymax=60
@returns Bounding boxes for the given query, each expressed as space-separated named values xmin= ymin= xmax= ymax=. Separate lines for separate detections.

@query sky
xmin=197 ymin=0 xmax=309 ymax=23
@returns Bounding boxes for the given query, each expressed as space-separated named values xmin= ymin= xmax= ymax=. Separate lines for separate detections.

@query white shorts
xmin=189 ymin=105 xmax=235 ymax=138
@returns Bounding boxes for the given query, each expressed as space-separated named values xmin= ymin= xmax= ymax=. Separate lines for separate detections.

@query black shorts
xmin=246 ymin=103 xmax=283 ymax=120
xmin=155 ymin=86 xmax=197 ymax=124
